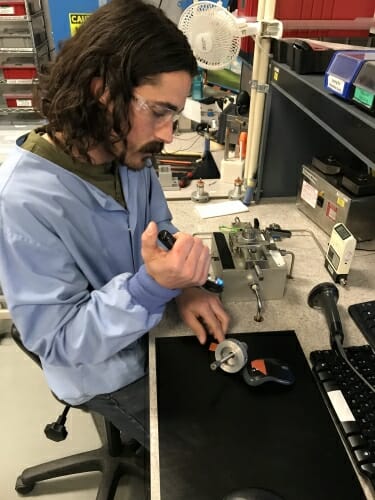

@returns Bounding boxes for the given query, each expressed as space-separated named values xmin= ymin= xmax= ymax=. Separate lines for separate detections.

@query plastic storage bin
xmin=3 ymin=93 xmax=33 ymax=107
xmin=0 ymin=1 xmax=26 ymax=16
xmin=352 ymin=61 xmax=375 ymax=113
xmin=0 ymin=28 xmax=33 ymax=49
xmin=324 ymin=50 xmax=375 ymax=100
xmin=1 ymin=62 xmax=36 ymax=79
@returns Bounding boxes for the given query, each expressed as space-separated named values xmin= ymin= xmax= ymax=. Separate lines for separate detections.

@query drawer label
xmin=327 ymin=75 xmax=345 ymax=95
xmin=353 ymin=87 xmax=374 ymax=108
xmin=15 ymin=99 xmax=32 ymax=107
xmin=0 ymin=6 xmax=15 ymax=14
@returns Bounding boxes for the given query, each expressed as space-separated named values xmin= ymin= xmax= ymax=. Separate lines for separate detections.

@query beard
xmin=138 ymin=141 xmax=164 ymax=155
xmin=108 ymin=137 xmax=164 ymax=170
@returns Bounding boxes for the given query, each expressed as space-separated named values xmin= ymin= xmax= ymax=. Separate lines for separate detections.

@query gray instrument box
xmin=297 ymin=164 xmax=375 ymax=242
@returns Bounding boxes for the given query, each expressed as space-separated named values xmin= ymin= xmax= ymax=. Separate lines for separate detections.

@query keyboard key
xmin=342 ymin=420 xmax=361 ymax=436
xmin=317 ymin=370 xmax=333 ymax=382
xmin=354 ymin=448 xmax=374 ymax=464
xmin=360 ymin=462 xmax=375 ymax=478
xmin=323 ymin=380 xmax=339 ymax=392
xmin=348 ymin=434 xmax=367 ymax=450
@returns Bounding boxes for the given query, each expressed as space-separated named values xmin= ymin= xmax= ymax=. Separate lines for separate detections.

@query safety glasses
xmin=132 ymin=93 xmax=182 ymax=127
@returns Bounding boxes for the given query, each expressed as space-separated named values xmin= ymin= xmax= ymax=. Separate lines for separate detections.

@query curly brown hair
xmin=37 ymin=0 xmax=197 ymax=161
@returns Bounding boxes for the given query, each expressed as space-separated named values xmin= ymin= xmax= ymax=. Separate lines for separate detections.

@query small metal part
xmin=265 ymin=223 xmax=292 ymax=240
xmin=191 ymin=179 xmax=210 ymax=203
xmin=228 ymin=177 xmax=245 ymax=201
xmin=240 ymin=222 xmax=256 ymax=242
xmin=279 ymin=249 xmax=295 ymax=279
xmin=249 ymin=283 xmax=263 ymax=322
xmin=253 ymin=263 xmax=264 ymax=281
xmin=210 ymin=351 xmax=235 ymax=371
xmin=213 ymin=338 xmax=248 ymax=373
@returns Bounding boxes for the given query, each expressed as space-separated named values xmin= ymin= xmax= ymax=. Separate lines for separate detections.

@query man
xmin=0 ymin=0 xmax=229 ymax=449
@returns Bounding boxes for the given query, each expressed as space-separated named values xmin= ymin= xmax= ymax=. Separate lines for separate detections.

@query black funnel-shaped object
xmin=193 ymin=150 xmax=220 ymax=179
xmin=308 ymin=282 xmax=344 ymax=347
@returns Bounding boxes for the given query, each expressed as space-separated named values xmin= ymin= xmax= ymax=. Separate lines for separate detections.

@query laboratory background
xmin=0 ymin=1 xmax=375 ymax=500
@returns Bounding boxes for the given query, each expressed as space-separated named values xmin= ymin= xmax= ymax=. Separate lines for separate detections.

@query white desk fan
xmin=178 ymin=0 xmax=282 ymax=70
xmin=179 ymin=0 xmax=282 ymax=202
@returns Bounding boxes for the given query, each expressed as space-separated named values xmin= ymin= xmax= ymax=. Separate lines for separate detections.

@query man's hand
xmin=141 ymin=222 xmax=210 ymax=289
xmin=175 ymin=287 xmax=230 ymax=344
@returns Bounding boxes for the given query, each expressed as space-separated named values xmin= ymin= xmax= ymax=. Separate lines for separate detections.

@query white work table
xmin=149 ymin=197 xmax=375 ymax=500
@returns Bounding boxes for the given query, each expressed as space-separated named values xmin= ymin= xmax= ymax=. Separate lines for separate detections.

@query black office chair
xmin=10 ymin=324 xmax=148 ymax=500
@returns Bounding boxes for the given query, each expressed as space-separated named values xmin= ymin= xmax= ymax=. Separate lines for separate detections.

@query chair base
xmin=15 ymin=443 xmax=149 ymax=500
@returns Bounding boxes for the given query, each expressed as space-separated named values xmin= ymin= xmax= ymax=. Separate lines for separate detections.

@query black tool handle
xmin=158 ymin=229 xmax=177 ymax=250
xmin=157 ymin=230 xmax=223 ymax=294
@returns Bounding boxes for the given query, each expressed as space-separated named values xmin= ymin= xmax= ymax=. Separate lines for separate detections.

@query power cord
xmin=334 ymin=338 xmax=375 ymax=393
xmin=162 ymin=133 xmax=203 ymax=154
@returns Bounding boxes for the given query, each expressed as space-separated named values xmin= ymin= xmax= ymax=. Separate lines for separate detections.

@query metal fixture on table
xmin=228 ymin=177 xmax=245 ymax=201
xmin=191 ymin=178 xmax=210 ymax=203
xmin=195 ymin=217 xmax=295 ymax=321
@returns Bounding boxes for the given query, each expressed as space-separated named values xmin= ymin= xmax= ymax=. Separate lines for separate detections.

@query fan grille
xmin=179 ymin=1 xmax=241 ymax=70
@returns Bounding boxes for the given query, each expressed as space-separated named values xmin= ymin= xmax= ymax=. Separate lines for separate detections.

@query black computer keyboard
xmin=310 ymin=345 xmax=375 ymax=488
xmin=349 ymin=300 xmax=375 ymax=349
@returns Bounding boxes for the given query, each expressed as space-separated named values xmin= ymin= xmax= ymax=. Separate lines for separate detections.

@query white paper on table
xmin=195 ymin=200 xmax=249 ymax=219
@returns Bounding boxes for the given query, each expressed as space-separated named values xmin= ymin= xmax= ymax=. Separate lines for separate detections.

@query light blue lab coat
xmin=0 ymin=145 xmax=179 ymax=405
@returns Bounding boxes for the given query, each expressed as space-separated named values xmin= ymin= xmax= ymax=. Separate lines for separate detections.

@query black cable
xmin=163 ymin=133 xmax=202 ymax=154
xmin=158 ymin=0 xmax=163 ymax=8
xmin=334 ymin=338 xmax=375 ymax=393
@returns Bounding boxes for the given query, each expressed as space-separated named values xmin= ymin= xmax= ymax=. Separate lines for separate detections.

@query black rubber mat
xmin=156 ymin=331 xmax=365 ymax=500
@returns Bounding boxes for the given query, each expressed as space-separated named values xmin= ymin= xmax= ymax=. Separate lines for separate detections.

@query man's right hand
xmin=141 ymin=221 xmax=210 ymax=289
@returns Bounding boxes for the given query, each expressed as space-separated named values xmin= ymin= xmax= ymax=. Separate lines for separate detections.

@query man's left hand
xmin=175 ymin=287 xmax=230 ymax=344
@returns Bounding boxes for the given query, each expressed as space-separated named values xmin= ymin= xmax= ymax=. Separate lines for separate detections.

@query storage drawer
xmin=3 ymin=92 xmax=33 ymax=107
xmin=0 ymin=1 xmax=26 ymax=16
xmin=0 ymin=33 xmax=32 ymax=49
xmin=1 ymin=62 xmax=36 ymax=79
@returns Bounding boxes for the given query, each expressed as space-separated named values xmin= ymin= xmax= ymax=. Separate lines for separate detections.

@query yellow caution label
xmin=69 ymin=13 xmax=91 ymax=36
xmin=337 ymin=197 xmax=346 ymax=208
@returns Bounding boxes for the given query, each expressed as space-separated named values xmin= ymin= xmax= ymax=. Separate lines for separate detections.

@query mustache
xmin=139 ymin=142 xmax=164 ymax=154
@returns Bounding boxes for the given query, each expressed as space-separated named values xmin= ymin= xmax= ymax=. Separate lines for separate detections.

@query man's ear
xmin=90 ymin=77 xmax=110 ymax=105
